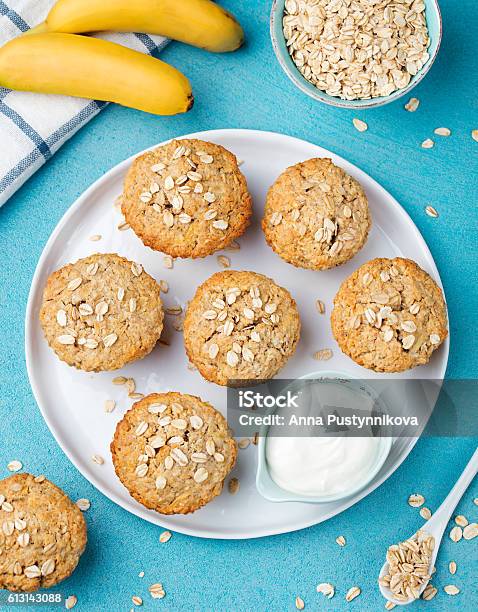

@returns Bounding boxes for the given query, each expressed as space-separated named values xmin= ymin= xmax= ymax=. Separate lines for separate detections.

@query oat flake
xmin=353 ymin=118 xmax=368 ymax=132
xmin=405 ymin=98 xmax=420 ymax=112
xmin=408 ymin=493 xmax=425 ymax=508
xmin=228 ymin=477 xmax=239 ymax=494
xmin=316 ymin=583 xmax=335 ymax=599
xmin=345 ymin=586 xmax=361 ymax=602
xmin=159 ymin=530 xmax=172 ymax=543
xmin=7 ymin=460 xmax=22 ymax=472
xmin=425 ymin=205 xmax=439 ymax=218
xmin=76 ymin=498 xmax=91 ymax=511
xmin=444 ymin=585 xmax=460 ymax=596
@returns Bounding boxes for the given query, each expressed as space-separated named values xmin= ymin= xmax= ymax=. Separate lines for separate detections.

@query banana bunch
xmin=0 ymin=0 xmax=244 ymax=116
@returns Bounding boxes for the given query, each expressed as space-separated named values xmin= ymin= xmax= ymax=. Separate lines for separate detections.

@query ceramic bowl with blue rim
xmin=255 ymin=370 xmax=393 ymax=503
xmin=270 ymin=0 xmax=442 ymax=109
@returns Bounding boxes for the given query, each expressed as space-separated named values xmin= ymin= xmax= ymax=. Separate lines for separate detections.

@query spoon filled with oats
xmin=379 ymin=447 xmax=478 ymax=605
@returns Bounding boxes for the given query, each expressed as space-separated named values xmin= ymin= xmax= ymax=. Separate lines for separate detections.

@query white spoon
xmin=379 ymin=447 xmax=478 ymax=606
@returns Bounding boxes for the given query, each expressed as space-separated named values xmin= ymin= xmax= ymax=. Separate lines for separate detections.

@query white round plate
xmin=25 ymin=129 xmax=449 ymax=539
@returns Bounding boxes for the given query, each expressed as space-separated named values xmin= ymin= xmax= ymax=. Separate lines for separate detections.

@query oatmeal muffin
xmin=0 ymin=473 xmax=87 ymax=592
xmin=331 ymin=258 xmax=448 ymax=372
xmin=111 ymin=393 xmax=237 ymax=514
xmin=184 ymin=270 xmax=301 ymax=386
xmin=262 ymin=158 xmax=370 ymax=270
xmin=39 ymin=253 xmax=164 ymax=371
xmin=122 ymin=139 xmax=252 ymax=258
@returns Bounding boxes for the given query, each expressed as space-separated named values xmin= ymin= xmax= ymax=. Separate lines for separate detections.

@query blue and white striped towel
xmin=0 ymin=0 xmax=168 ymax=207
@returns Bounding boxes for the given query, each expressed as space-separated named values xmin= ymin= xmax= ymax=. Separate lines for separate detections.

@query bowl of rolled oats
xmin=271 ymin=0 xmax=442 ymax=108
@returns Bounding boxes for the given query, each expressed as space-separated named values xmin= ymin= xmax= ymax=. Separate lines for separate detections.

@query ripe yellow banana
xmin=32 ymin=0 xmax=244 ymax=53
xmin=0 ymin=34 xmax=193 ymax=115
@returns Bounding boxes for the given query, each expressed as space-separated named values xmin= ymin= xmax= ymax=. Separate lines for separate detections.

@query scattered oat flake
xmin=225 ymin=240 xmax=241 ymax=251
xmin=316 ymin=299 xmax=325 ymax=314
xmin=455 ymin=515 xmax=468 ymax=527
xmin=385 ymin=602 xmax=396 ymax=610
xmin=449 ymin=561 xmax=457 ymax=575
xmin=405 ymin=97 xmax=420 ymax=112
xmin=408 ymin=493 xmax=425 ymax=508
xmin=425 ymin=205 xmax=439 ymax=218
xmin=7 ymin=460 xmax=22 ymax=472
xmin=316 ymin=583 xmax=335 ymax=599
xmin=217 ymin=255 xmax=230 ymax=268
xmin=434 ymin=127 xmax=451 ymax=137
xmin=353 ymin=118 xmax=368 ymax=132
xmin=159 ymin=530 xmax=172 ymax=543
xmin=92 ymin=454 xmax=104 ymax=465
xmin=336 ymin=535 xmax=346 ymax=547
xmin=163 ymin=255 xmax=173 ymax=269
xmin=295 ymin=596 xmax=305 ymax=610
xmin=165 ymin=305 xmax=182 ymax=316
xmin=104 ymin=399 xmax=115 ymax=413
xmin=421 ymin=138 xmax=434 ymax=149
xmin=132 ymin=595 xmax=143 ymax=606
xmin=463 ymin=523 xmax=478 ymax=539
xmin=76 ymin=498 xmax=90 ymax=511
xmin=138 ymin=571 xmax=145 ymax=578
xmin=149 ymin=583 xmax=165 ymax=599
xmin=449 ymin=526 xmax=462 ymax=542
xmin=238 ymin=438 xmax=250 ymax=449
xmin=89 ymin=234 xmax=102 ymax=241
xmin=422 ymin=584 xmax=437 ymax=600
xmin=472 ymin=130 xmax=478 ymax=142
xmin=117 ymin=221 xmax=130 ymax=231
xmin=444 ymin=585 xmax=460 ymax=596
xmin=314 ymin=349 xmax=333 ymax=361
xmin=113 ymin=376 xmax=127 ymax=385
xmin=420 ymin=507 xmax=432 ymax=520
xmin=345 ymin=586 xmax=361 ymax=602
xmin=228 ymin=477 xmax=239 ymax=494
xmin=65 ymin=595 xmax=77 ymax=609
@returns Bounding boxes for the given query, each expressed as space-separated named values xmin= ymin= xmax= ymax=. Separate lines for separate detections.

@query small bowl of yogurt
xmin=256 ymin=371 xmax=392 ymax=504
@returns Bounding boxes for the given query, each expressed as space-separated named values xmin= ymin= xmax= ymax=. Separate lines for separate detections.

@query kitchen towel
xmin=0 ymin=0 xmax=168 ymax=207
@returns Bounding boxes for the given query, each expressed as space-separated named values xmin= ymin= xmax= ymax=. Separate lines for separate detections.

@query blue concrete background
xmin=0 ymin=0 xmax=477 ymax=610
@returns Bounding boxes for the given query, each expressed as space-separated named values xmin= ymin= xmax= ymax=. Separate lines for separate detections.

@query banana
xmin=0 ymin=34 xmax=193 ymax=115
xmin=35 ymin=0 xmax=244 ymax=53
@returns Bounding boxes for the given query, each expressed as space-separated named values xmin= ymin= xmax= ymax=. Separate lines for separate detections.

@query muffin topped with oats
xmin=331 ymin=257 xmax=447 ymax=372
xmin=111 ymin=392 xmax=237 ymax=515
xmin=39 ymin=253 xmax=164 ymax=372
xmin=121 ymin=139 xmax=252 ymax=258
xmin=183 ymin=270 xmax=301 ymax=386
xmin=262 ymin=158 xmax=370 ymax=270
xmin=0 ymin=473 xmax=87 ymax=592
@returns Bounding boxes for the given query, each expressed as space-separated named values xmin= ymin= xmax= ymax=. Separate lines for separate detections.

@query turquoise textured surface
xmin=0 ymin=1 xmax=477 ymax=610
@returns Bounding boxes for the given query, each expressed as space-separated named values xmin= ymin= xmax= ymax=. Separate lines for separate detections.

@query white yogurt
xmin=266 ymin=434 xmax=381 ymax=497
